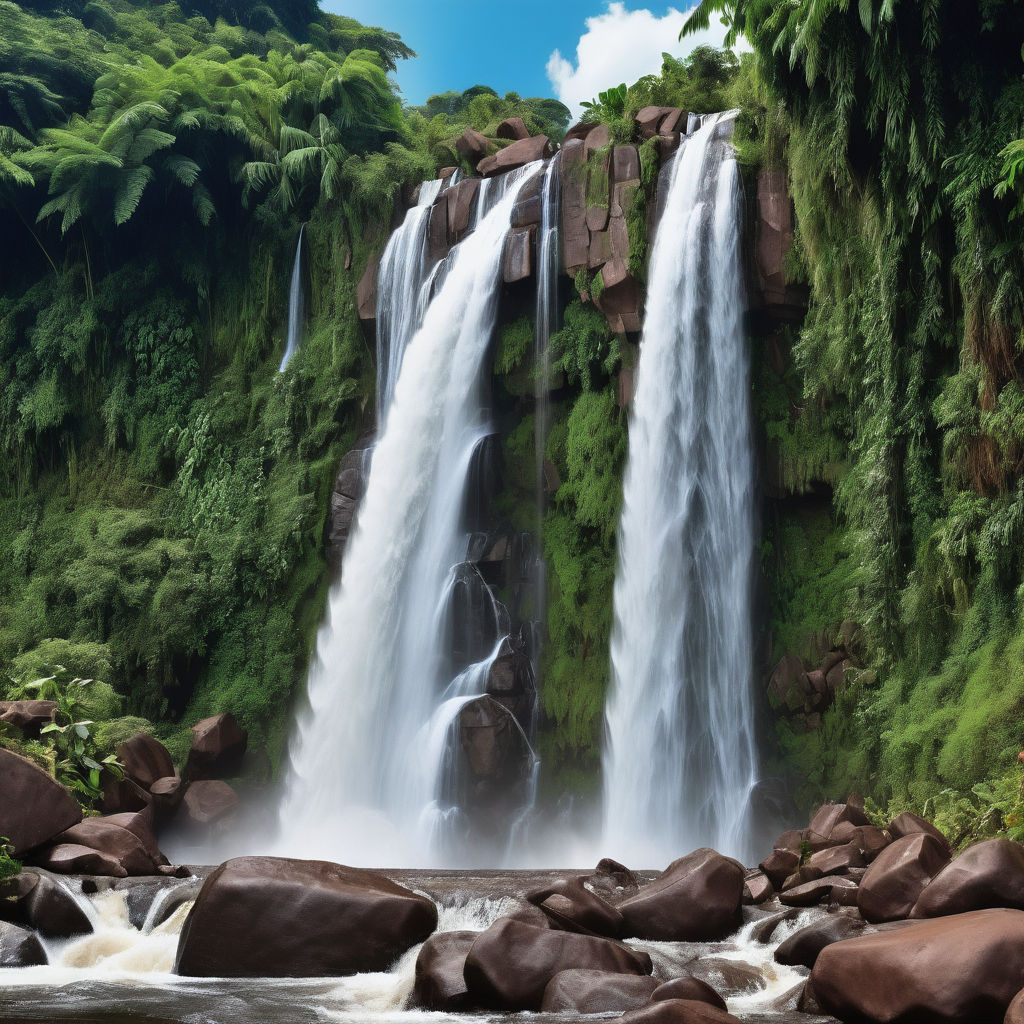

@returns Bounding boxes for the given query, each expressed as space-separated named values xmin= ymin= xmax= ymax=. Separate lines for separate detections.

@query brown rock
xmin=594 ymin=258 xmax=642 ymax=333
xmin=813 ymin=908 xmax=1024 ymax=1024
xmin=0 ymin=700 xmax=56 ymax=733
xmin=684 ymin=957 xmax=766 ymax=998
xmin=1006 ymin=988 xmax=1024 ymax=1024
xmin=619 ymin=848 xmax=744 ymax=941
xmin=511 ymin=195 xmax=542 ymax=228
xmin=412 ymin=929 xmax=476 ymax=1010
xmin=560 ymin=138 xmax=589 ymax=272
xmin=830 ymin=821 xmax=890 ymax=861
xmin=175 ymin=857 xmax=438 ymax=977
xmin=584 ymin=122 xmax=611 ymax=156
xmin=0 ymin=749 xmax=82 ymax=856
xmin=100 ymin=776 xmax=152 ymax=814
xmin=327 ymin=439 xmax=373 ymax=571
xmin=541 ymin=969 xmax=660 ymax=1013
xmin=53 ymin=814 xmax=163 ymax=876
xmin=477 ymin=135 xmax=551 ymax=177
xmin=117 ymin=734 xmax=175 ymax=790
xmin=808 ymin=801 xmax=869 ymax=843
xmin=651 ymin=977 xmax=728 ymax=1011
xmin=446 ymin=177 xmax=481 ymax=243
xmin=496 ymin=117 xmax=529 ymax=141
xmin=463 ymin=917 xmax=651 ymax=1010
xmin=888 ymin=811 xmax=952 ymax=854
xmin=356 ymin=255 xmax=379 ymax=324
xmin=774 ymin=912 xmax=867 ymax=968
xmin=658 ymin=109 xmax=685 ymax=135
xmin=768 ymin=655 xmax=807 ymax=713
xmin=502 ymin=226 xmax=534 ymax=283
xmin=0 ymin=869 xmax=92 ymax=938
xmin=427 ymin=197 xmax=449 ymax=262
xmin=150 ymin=776 xmax=183 ymax=808
xmin=612 ymin=145 xmax=640 ymax=184
xmin=912 ymin=839 xmax=1024 ymax=918
xmin=0 ymin=920 xmax=47 ymax=966
xmin=182 ymin=780 xmax=239 ymax=826
xmin=754 ymin=168 xmax=804 ymax=317
xmin=780 ymin=874 xmax=858 ymax=907
xmin=858 ymin=832 xmax=951 ymax=923
xmin=743 ymin=870 xmax=774 ymax=904
xmin=808 ymin=842 xmax=865 ymax=875
xmin=618 ymin=997 xmax=742 ymax=1024
xmin=635 ymin=106 xmax=673 ymax=139
xmin=526 ymin=877 xmax=623 ymax=937
xmin=759 ymin=848 xmax=800 ymax=888
xmin=455 ymin=127 xmax=493 ymax=163
xmin=185 ymin=713 xmax=247 ymax=781
xmin=36 ymin=843 xmax=127 ymax=877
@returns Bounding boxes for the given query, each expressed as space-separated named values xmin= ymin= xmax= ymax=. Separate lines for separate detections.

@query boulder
xmin=612 ymin=145 xmax=640 ymax=184
xmin=541 ymin=969 xmax=660 ymax=1013
xmin=618 ymin=848 xmax=744 ymax=941
xmin=807 ymin=801 xmax=869 ymax=844
xmin=485 ymin=638 xmax=536 ymax=733
xmin=684 ymin=957 xmax=766 ymax=999
xmin=327 ymin=439 xmax=373 ymax=570
xmin=427 ymin=198 xmax=449 ymax=262
xmin=502 ymin=226 xmax=534 ymax=284
xmin=150 ymin=776 xmax=184 ymax=811
xmin=759 ymin=848 xmax=800 ymax=888
xmin=754 ymin=168 xmax=804 ymax=317
xmin=813 ymin=908 xmax=1024 ymax=1023
xmin=743 ymin=870 xmax=774 ymax=904
xmin=0 ymin=749 xmax=83 ymax=856
xmin=182 ymin=780 xmax=240 ymax=826
xmin=175 ymin=857 xmax=438 ymax=977
xmin=525 ymin=877 xmax=623 ymax=937
xmin=463 ymin=917 xmax=651 ymax=1010
xmin=100 ymin=776 xmax=152 ymax=814
xmin=593 ymin=258 xmax=642 ymax=333
xmin=412 ymin=929 xmax=476 ymax=1010
xmin=0 ymin=920 xmax=47 ymax=967
xmin=658 ymin=108 xmax=686 ymax=135
xmin=858 ymin=832 xmax=950 ymax=923
xmin=184 ymin=713 xmax=247 ymax=780
xmin=889 ymin=811 xmax=952 ymax=854
xmin=780 ymin=874 xmax=858 ymax=907
xmin=830 ymin=820 xmax=890 ymax=861
xmin=496 ymin=117 xmax=529 ymax=141
xmin=912 ymin=838 xmax=1024 ymax=918
xmin=477 ymin=135 xmax=551 ymax=177
xmin=1007 ymin=989 xmax=1024 ymax=1024
xmin=584 ymin=122 xmax=611 ymax=156
xmin=446 ymin=177 xmax=480 ymax=243
xmin=768 ymin=654 xmax=808 ymax=713
xmin=636 ymin=105 xmax=674 ymax=138
xmin=7 ymin=870 xmax=92 ymax=938
xmin=617 ymin=998 xmax=742 ymax=1024
xmin=0 ymin=700 xmax=56 ymax=733
xmin=651 ymin=977 xmax=728 ymax=1011
xmin=774 ymin=912 xmax=866 ymax=968
xmin=117 ymin=733 xmax=175 ymax=790
xmin=356 ymin=254 xmax=379 ymax=324
xmin=807 ymin=841 xmax=865 ymax=875
xmin=51 ymin=813 xmax=164 ymax=876
xmin=35 ymin=842 xmax=127 ymax=877
xmin=455 ymin=127 xmax=493 ymax=163
xmin=560 ymin=138 xmax=589 ymax=272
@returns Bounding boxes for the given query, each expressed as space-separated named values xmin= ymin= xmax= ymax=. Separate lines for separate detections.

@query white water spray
xmin=602 ymin=113 xmax=759 ymax=866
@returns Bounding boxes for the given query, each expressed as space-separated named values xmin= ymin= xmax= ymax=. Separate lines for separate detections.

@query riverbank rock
xmin=617 ymin=998 xmax=743 ymax=1024
xmin=911 ymin=838 xmax=1024 ymax=918
xmin=0 ymin=870 xmax=92 ymax=938
xmin=174 ymin=857 xmax=438 ymax=977
xmin=619 ymin=848 xmax=744 ymax=941
xmin=857 ymin=832 xmax=950 ymax=922
xmin=526 ymin=876 xmax=624 ymax=937
xmin=35 ymin=843 xmax=127 ymax=877
xmin=184 ymin=713 xmax=247 ymax=780
xmin=413 ymin=930 xmax=476 ymax=1010
xmin=181 ymin=779 xmax=239 ymax=827
xmin=541 ymin=969 xmax=660 ymax=1012
xmin=117 ymin=733 xmax=175 ymax=790
xmin=463 ymin=917 xmax=651 ymax=1010
xmin=651 ymin=977 xmax=728 ymax=1011
xmin=0 ymin=700 xmax=56 ymax=734
xmin=889 ymin=811 xmax=952 ymax=854
xmin=47 ymin=810 xmax=166 ymax=876
xmin=774 ymin=911 xmax=866 ymax=968
xmin=0 ymin=749 xmax=82 ymax=856
xmin=812 ymin=908 xmax=1024 ymax=1023
xmin=0 ymin=920 xmax=47 ymax=967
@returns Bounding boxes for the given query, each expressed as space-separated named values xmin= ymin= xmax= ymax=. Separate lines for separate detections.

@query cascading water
xmin=602 ymin=112 xmax=759 ymax=866
xmin=277 ymin=164 xmax=543 ymax=866
xmin=278 ymin=224 xmax=306 ymax=372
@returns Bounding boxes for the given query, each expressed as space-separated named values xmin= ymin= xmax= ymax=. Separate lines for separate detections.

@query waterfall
xmin=278 ymin=224 xmax=305 ymax=372
xmin=277 ymin=163 xmax=543 ymax=867
xmin=602 ymin=112 xmax=759 ymax=866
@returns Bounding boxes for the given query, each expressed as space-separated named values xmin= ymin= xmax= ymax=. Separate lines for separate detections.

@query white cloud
xmin=546 ymin=2 xmax=734 ymax=119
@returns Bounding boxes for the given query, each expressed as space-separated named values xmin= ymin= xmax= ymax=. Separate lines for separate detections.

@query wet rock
xmin=175 ymin=856 xmax=438 ymax=977
xmin=858 ymin=833 xmax=950 ymax=923
xmin=619 ymin=848 xmax=744 ymax=941
xmin=126 ymin=877 xmax=201 ymax=931
xmin=51 ymin=811 xmax=165 ymax=876
xmin=780 ymin=875 xmax=858 ymax=907
xmin=593 ymin=257 xmax=642 ymax=333
xmin=100 ymin=776 xmax=152 ymax=814
xmin=812 ymin=908 xmax=1024 ymax=1023
xmin=455 ymin=127 xmax=493 ymax=163
xmin=651 ymin=977 xmax=728 ymax=1011
xmin=1007 ymin=988 xmax=1024 ymax=1024
xmin=617 ymin=997 xmax=742 ymax=1024
xmin=684 ymin=957 xmax=766 ymax=998
xmin=781 ymin=864 xmax=823 ymax=891
xmin=446 ymin=178 xmax=480 ymax=243
xmin=807 ymin=802 xmax=869 ymax=845
xmin=182 ymin=780 xmax=240 ymax=827
xmin=477 ymin=135 xmax=551 ymax=177
xmin=759 ymin=848 xmax=800 ymax=888
xmin=413 ymin=929 xmax=476 ymax=1010
xmin=829 ymin=820 xmax=890 ymax=861
xmin=754 ymin=169 xmax=806 ymax=318
xmin=485 ymin=638 xmax=536 ymax=735
xmin=748 ymin=905 xmax=801 ymax=943
xmin=117 ymin=733 xmax=176 ymax=790
xmin=743 ymin=870 xmax=774 ymax=904
xmin=807 ymin=841 xmax=865 ymax=875
xmin=0 ymin=870 xmax=91 ymax=939
xmin=888 ymin=811 xmax=952 ymax=855
xmin=541 ymin=968 xmax=660 ymax=1012
xmin=774 ymin=911 xmax=866 ymax=968
xmin=0 ymin=749 xmax=82 ymax=856
xmin=356 ymin=254 xmax=379 ymax=325
xmin=0 ymin=920 xmax=47 ymax=966
xmin=912 ymin=838 xmax=1024 ymax=918
xmin=496 ymin=117 xmax=530 ymax=141
xmin=526 ymin=877 xmax=623 ymax=937
xmin=560 ymin=138 xmax=589 ymax=272
xmin=184 ymin=713 xmax=247 ymax=781
xmin=0 ymin=700 xmax=56 ymax=734
xmin=502 ymin=225 xmax=534 ymax=283
xmin=36 ymin=842 xmax=127 ymax=877
xmin=463 ymin=917 xmax=651 ymax=1010
xmin=427 ymin=198 xmax=449 ymax=263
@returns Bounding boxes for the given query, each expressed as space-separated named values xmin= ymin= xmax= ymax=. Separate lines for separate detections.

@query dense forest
xmin=4 ymin=0 xmax=1024 ymax=851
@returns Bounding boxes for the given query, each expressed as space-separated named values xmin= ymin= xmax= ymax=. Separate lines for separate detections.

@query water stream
xmin=603 ymin=112 xmax=760 ymax=867
xmin=279 ymin=224 xmax=306 ymax=372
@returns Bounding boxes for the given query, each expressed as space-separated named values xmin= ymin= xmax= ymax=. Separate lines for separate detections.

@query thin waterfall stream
xmin=278 ymin=224 xmax=306 ymax=372
xmin=602 ymin=112 xmax=759 ymax=866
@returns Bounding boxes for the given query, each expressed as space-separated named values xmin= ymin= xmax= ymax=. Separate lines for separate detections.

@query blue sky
xmin=322 ymin=2 xmax=732 ymax=117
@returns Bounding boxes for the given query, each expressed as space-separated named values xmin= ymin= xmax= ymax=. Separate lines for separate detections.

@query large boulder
xmin=0 ymin=920 xmax=47 ymax=966
xmin=35 ymin=843 xmax=127 ymax=877
xmin=48 ymin=813 xmax=165 ymax=876
xmin=356 ymin=254 xmax=379 ymax=325
xmin=651 ymin=977 xmax=728 ymax=1011
xmin=617 ymin=998 xmax=743 ymax=1024
xmin=0 ymin=700 xmax=56 ymax=734
xmin=175 ymin=857 xmax=438 ymax=977
xmin=496 ymin=117 xmax=529 ymax=141
xmin=412 ymin=930 xmax=476 ymax=1010
xmin=807 ymin=801 xmax=869 ymax=845
xmin=618 ymin=848 xmax=744 ymax=941
xmin=0 ymin=870 xmax=92 ymax=938
xmin=463 ymin=917 xmax=651 ymax=1010
xmin=759 ymin=848 xmax=800 ymax=888
xmin=184 ymin=713 xmax=247 ymax=780
xmin=455 ymin=127 xmax=493 ymax=163
xmin=858 ymin=832 xmax=950 ymax=923
xmin=774 ymin=912 xmax=867 ymax=968
xmin=780 ymin=874 xmax=858 ymax=907
xmin=541 ymin=969 xmax=660 ymax=1013
xmin=812 ymin=908 xmax=1024 ymax=1023
xmin=593 ymin=257 xmax=642 ymax=333
xmin=560 ymin=138 xmax=589 ymax=272
xmin=477 ymin=135 xmax=551 ymax=178
xmin=889 ymin=811 xmax=952 ymax=854
xmin=526 ymin=876 xmax=623 ymax=937
xmin=181 ymin=779 xmax=239 ymax=827
xmin=1007 ymin=989 xmax=1024 ymax=1024
xmin=0 ymin=749 xmax=82 ymax=856
xmin=912 ymin=839 xmax=1024 ymax=918
xmin=117 ymin=733 xmax=175 ymax=790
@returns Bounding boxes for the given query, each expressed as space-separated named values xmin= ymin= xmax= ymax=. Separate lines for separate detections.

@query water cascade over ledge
xmin=278 ymin=224 xmax=306 ymax=372
xmin=277 ymin=164 xmax=543 ymax=866
xmin=602 ymin=112 xmax=760 ymax=866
